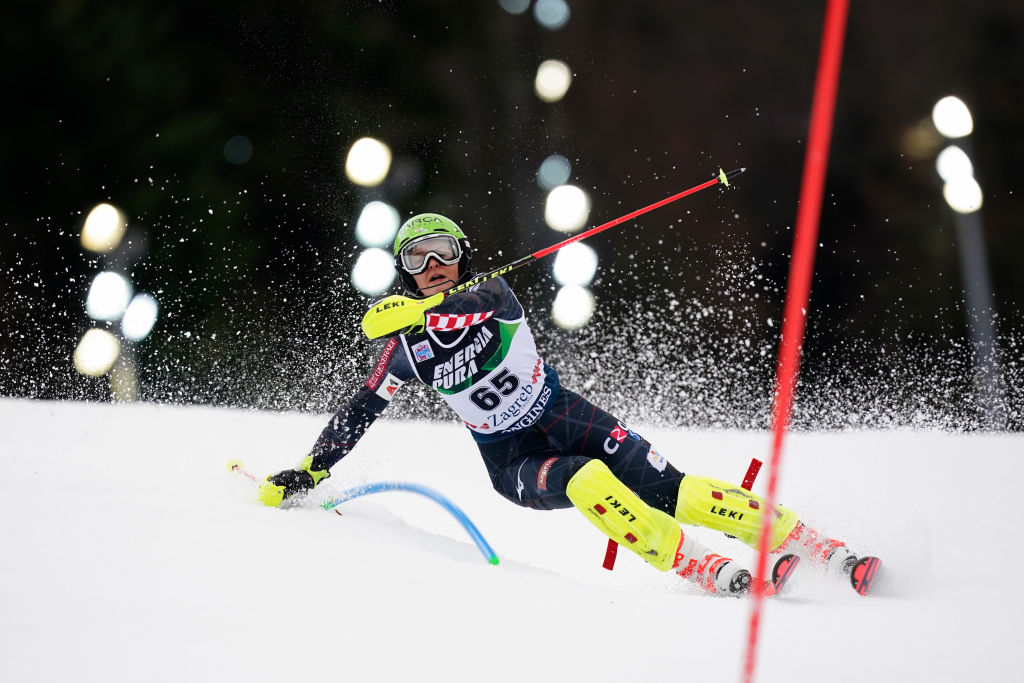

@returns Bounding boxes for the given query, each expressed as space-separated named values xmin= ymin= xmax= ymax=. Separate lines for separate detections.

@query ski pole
xmin=226 ymin=459 xmax=260 ymax=484
xmin=362 ymin=167 xmax=746 ymax=339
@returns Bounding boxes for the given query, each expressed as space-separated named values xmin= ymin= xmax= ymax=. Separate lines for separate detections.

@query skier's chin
xmin=419 ymin=277 xmax=454 ymax=296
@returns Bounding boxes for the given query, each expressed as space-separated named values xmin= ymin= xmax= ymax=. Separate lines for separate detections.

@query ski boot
xmin=673 ymin=528 xmax=799 ymax=597
xmin=776 ymin=522 xmax=882 ymax=596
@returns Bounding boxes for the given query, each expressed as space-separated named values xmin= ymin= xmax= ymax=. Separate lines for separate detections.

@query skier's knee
xmin=492 ymin=457 xmax=584 ymax=511
xmin=674 ymin=474 xmax=799 ymax=551
xmin=566 ymin=459 xmax=681 ymax=571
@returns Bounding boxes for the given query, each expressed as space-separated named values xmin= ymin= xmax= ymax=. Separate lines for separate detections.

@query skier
xmin=259 ymin=213 xmax=877 ymax=595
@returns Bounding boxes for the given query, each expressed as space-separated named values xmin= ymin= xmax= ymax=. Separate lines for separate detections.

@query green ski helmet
xmin=393 ymin=213 xmax=472 ymax=295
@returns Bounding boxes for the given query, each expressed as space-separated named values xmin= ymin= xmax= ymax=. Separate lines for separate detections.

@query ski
xmin=850 ymin=555 xmax=882 ymax=596
xmin=731 ymin=553 xmax=799 ymax=598
xmin=763 ymin=553 xmax=800 ymax=597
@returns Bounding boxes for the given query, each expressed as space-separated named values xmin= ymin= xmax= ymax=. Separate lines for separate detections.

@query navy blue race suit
xmin=308 ymin=276 xmax=684 ymax=516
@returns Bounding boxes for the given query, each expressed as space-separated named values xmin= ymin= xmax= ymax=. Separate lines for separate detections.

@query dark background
xmin=2 ymin=1 xmax=1022 ymax=429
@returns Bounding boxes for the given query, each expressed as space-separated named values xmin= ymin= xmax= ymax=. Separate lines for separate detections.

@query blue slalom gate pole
xmin=320 ymin=482 xmax=500 ymax=566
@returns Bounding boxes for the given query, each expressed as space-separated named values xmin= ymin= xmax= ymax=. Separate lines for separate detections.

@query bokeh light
xmin=534 ymin=60 xmax=572 ymax=102
xmin=932 ymin=96 xmax=974 ymax=139
xmin=935 ymin=145 xmax=974 ymax=183
xmin=223 ymin=135 xmax=253 ymax=164
xmin=544 ymin=184 xmax=591 ymax=232
xmin=533 ymin=0 xmax=570 ymax=30
xmin=552 ymin=242 xmax=598 ymax=286
xmin=537 ymin=154 xmax=571 ymax=190
xmin=355 ymin=201 xmax=401 ymax=247
xmin=121 ymin=293 xmax=159 ymax=341
xmin=943 ymin=177 xmax=984 ymax=214
xmin=345 ymin=137 xmax=392 ymax=186
xmin=498 ymin=0 xmax=530 ymax=14
xmin=81 ymin=203 xmax=127 ymax=253
xmin=73 ymin=329 xmax=121 ymax=377
xmin=551 ymin=284 xmax=595 ymax=330
xmin=351 ymin=248 xmax=397 ymax=294
xmin=86 ymin=271 xmax=133 ymax=322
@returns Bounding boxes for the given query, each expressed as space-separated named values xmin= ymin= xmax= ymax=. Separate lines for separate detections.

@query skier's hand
xmin=257 ymin=456 xmax=330 ymax=507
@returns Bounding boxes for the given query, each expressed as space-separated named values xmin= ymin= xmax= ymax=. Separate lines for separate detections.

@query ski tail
xmin=850 ymin=556 xmax=881 ymax=596
xmin=763 ymin=553 xmax=800 ymax=597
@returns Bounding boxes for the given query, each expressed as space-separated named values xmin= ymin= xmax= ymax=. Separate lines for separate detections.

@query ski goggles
xmin=398 ymin=234 xmax=462 ymax=274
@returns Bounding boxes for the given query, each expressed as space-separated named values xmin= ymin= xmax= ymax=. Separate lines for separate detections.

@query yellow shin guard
xmin=566 ymin=460 xmax=681 ymax=572
xmin=674 ymin=475 xmax=799 ymax=551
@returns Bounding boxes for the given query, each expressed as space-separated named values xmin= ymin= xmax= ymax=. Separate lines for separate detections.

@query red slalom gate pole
xmin=741 ymin=2 xmax=850 ymax=682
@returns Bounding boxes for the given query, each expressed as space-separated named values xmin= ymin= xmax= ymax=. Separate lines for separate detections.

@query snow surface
xmin=2 ymin=398 xmax=1021 ymax=682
